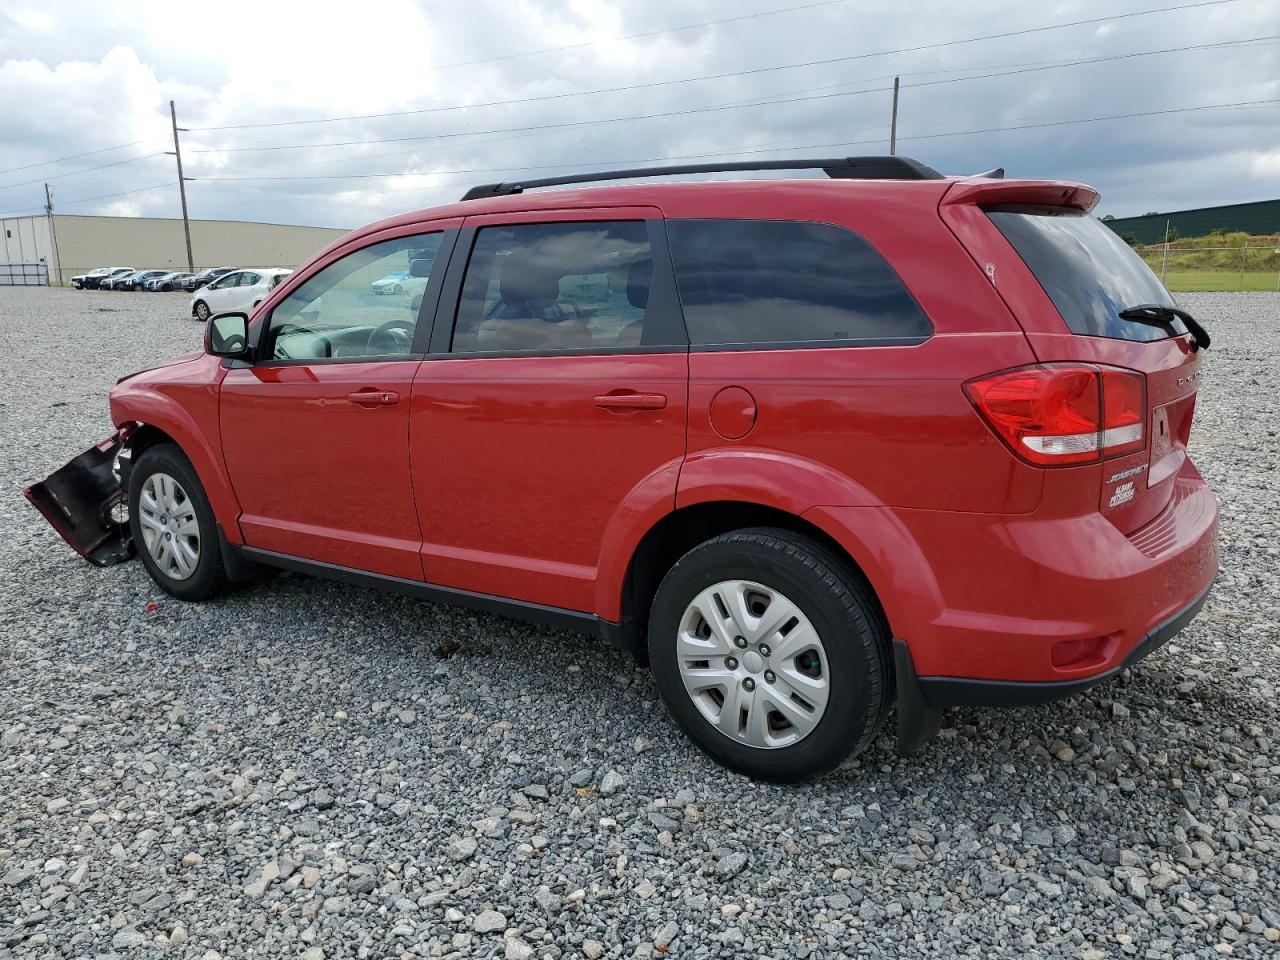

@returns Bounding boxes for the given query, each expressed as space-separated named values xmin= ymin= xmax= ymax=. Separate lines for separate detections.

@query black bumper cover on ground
xmin=23 ymin=438 xmax=132 ymax=567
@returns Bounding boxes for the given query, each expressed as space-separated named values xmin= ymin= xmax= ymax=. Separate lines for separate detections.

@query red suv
xmin=28 ymin=157 xmax=1218 ymax=781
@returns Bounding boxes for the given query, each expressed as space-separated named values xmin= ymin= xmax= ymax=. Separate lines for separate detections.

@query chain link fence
xmin=1138 ymin=235 xmax=1280 ymax=293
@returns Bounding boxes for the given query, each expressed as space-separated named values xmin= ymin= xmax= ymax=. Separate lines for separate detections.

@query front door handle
xmin=347 ymin=390 xmax=400 ymax=407
xmin=594 ymin=391 xmax=667 ymax=412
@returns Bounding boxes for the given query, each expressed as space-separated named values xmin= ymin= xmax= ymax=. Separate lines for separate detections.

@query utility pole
xmin=889 ymin=76 xmax=900 ymax=155
xmin=44 ymin=182 xmax=63 ymax=286
xmin=168 ymin=100 xmax=194 ymax=272
xmin=1160 ymin=219 xmax=1171 ymax=283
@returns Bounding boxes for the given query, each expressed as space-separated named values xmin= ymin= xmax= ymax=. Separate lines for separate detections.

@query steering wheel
xmin=366 ymin=318 xmax=416 ymax=355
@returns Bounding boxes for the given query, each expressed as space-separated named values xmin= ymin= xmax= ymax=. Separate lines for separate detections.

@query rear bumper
xmin=811 ymin=458 xmax=1218 ymax=691
xmin=917 ymin=578 xmax=1212 ymax=707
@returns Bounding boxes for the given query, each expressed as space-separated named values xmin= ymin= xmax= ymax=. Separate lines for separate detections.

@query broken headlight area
xmin=24 ymin=434 xmax=134 ymax=567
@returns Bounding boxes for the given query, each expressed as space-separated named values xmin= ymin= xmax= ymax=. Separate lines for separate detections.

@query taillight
xmin=965 ymin=363 xmax=1146 ymax=466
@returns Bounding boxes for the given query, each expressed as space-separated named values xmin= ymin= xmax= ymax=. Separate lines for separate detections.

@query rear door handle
xmin=594 ymin=391 xmax=667 ymax=411
xmin=347 ymin=390 xmax=400 ymax=407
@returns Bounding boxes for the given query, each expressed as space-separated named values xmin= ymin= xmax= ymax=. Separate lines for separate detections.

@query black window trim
xmin=690 ymin=335 xmax=931 ymax=353
xmin=245 ymin=227 xmax=460 ymax=368
xmin=665 ymin=216 xmax=934 ymax=351
xmin=427 ymin=216 xmax=690 ymax=359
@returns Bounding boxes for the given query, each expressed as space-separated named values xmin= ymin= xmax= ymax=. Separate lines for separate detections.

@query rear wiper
xmin=1118 ymin=304 xmax=1210 ymax=352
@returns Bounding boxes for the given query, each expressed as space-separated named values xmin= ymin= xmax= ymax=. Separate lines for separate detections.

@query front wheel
xmin=193 ymin=300 xmax=210 ymax=321
xmin=647 ymin=528 xmax=890 ymax=782
xmin=128 ymin=444 xmax=225 ymax=601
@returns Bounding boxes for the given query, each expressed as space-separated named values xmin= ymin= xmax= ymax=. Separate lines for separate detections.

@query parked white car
xmin=191 ymin=268 xmax=292 ymax=321
xmin=370 ymin=258 xmax=433 ymax=296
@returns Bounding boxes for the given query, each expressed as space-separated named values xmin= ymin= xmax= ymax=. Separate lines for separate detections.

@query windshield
xmin=987 ymin=207 xmax=1185 ymax=343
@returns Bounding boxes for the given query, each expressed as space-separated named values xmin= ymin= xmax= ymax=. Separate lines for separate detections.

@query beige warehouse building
xmin=0 ymin=213 xmax=348 ymax=283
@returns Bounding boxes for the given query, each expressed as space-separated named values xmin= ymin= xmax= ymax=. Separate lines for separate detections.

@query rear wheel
xmin=128 ymin=444 xmax=225 ymax=601
xmin=193 ymin=300 xmax=210 ymax=321
xmin=647 ymin=528 xmax=890 ymax=782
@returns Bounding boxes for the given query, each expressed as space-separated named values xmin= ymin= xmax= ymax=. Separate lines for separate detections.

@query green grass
xmin=1154 ymin=269 xmax=1279 ymax=293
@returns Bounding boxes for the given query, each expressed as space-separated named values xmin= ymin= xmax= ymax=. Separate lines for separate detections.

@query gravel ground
xmin=1 ymin=287 xmax=1278 ymax=960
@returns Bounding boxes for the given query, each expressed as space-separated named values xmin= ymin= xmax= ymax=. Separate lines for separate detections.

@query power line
xmin=767 ymin=98 xmax=1280 ymax=153
xmin=0 ymin=182 xmax=175 ymax=218
xmin=187 ymin=33 xmax=1275 ymax=157
xmin=0 ymin=140 xmax=151 ymax=177
xmin=0 ymin=152 xmax=167 ymax=192
xmin=187 ymin=0 xmax=1244 ymax=134
xmin=59 ymin=182 xmax=175 ymax=206
xmin=185 ymin=99 xmax=1280 ymax=196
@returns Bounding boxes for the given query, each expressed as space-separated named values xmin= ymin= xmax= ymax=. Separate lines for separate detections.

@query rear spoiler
xmin=940 ymin=178 xmax=1100 ymax=213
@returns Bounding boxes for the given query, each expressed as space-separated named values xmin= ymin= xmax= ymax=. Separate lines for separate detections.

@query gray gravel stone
xmin=1 ymin=289 xmax=1278 ymax=959
xmin=474 ymin=909 xmax=507 ymax=933
xmin=447 ymin=836 xmax=478 ymax=862
xmin=111 ymin=928 xmax=147 ymax=949
xmin=599 ymin=769 xmax=628 ymax=796
xmin=713 ymin=849 xmax=749 ymax=879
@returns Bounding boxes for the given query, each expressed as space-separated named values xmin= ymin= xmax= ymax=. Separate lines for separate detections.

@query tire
xmin=647 ymin=528 xmax=891 ymax=782
xmin=128 ymin=444 xmax=225 ymax=602
xmin=193 ymin=300 xmax=210 ymax=321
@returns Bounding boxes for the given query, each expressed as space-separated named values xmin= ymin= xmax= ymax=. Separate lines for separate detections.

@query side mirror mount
xmin=206 ymin=312 xmax=251 ymax=359
xmin=409 ymin=258 xmax=432 ymax=278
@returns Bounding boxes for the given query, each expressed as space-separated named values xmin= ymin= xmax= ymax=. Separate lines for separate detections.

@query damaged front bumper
xmin=24 ymin=432 xmax=134 ymax=567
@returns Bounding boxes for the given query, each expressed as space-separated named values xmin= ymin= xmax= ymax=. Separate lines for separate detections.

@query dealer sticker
xmin=1108 ymin=481 xmax=1136 ymax=508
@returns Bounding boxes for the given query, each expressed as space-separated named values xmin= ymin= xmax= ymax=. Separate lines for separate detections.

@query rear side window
xmin=987 ymin=207 xmax=1185 ymax=342
xmin=666 ymin=219 xmax=932 ymax=347
xmin=452 ymin=221 xmax=653 ymax=353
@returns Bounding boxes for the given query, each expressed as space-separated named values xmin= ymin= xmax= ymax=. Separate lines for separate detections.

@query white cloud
xmin=1249 ymin=149 xmax=1280 ymax=178
xmin=10 ymin=8 xmax=55 ymax=33
xmin=1 ymin=0 xmax=1278 ymax=226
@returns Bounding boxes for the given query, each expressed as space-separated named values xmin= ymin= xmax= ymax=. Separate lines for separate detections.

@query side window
xmin=666 ymin=219 xmax=932 ymax=346
xmin=451 ymin=221 xmax=651 ymax=354
xmin=210 ymin=272 xmax=239 ymax=289
xmin=263 ymin=232 xmax=445 ymax=362
xmin=239 ymin=272 xmax=262 ymax=287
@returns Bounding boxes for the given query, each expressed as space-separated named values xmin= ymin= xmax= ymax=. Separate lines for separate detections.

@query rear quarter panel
xmin=659 ymin=182 xmax=1043 ymax=514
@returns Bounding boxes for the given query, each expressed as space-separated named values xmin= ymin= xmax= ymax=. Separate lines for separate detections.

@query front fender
xmin=110 ymin=366 xmax=243 ymax=544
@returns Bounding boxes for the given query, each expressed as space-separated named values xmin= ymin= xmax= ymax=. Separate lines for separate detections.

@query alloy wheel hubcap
xmin=676 ymin=579 xmax=830 ymax=749
xmin=139 ymin=472 xmax=200 ymax=580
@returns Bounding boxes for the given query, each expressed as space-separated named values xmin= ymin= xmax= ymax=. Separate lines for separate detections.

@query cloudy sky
xmin=1 ymin=0 xmax=1276 ymax=229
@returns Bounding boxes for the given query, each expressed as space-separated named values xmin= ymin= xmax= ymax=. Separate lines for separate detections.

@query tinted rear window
xmin=666 ymin=219 xmax=932 ymax=346
xmin=988 ymin=207 xmax=1185 ymax=342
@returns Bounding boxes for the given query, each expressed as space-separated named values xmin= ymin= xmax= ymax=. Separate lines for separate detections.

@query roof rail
xmin=459 ymin=155 xmax=944 ymax=201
